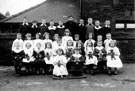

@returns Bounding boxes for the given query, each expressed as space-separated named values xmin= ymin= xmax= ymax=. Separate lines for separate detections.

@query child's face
xmin=54 ymin=35 xmax=59 ymax=41
xmin=36 ymin=43 xmax=41 ymax=49
xmin=95 ymin=21 xmax=100 ymax=26
xmin=26 ymin=36 xmax=31 ymax=40
xmin=42 ymin=20 xmax=46 ymax=24
xmin=97 ymin=42 xmax=102 ymax=47
xmin=26 ymin=43 xmax=31 ymax=49
xmin=110 ymin=42 xmax=115 ymax=47
xmin=75 ymin=36 xmax=79 ymax=41
xmin=106 ymin=34 xmax=111 ymax=39
xmin=17 ymin=35 xmax=21 ymax=39
xmin=59 ymin=21 xmax=63 ymax=25
xmin=65 ymin=32 xmax=70 ymax=36
xmin=97 ymin=36 xmax=102 ymax=41
xmin=105 ymin=20 xmax=110 ymax=25
xmin=36 ymin=34 xmax=40 ymax=39
xmin=88 ymin=34 xmax=92 ymax=39
xmin=67 ymin=40 xmax=73 ymax=46
xmin=45 ymin=34 xmax=49 ymax=39
xmin=50 ymin=21 xmax=54 ymax=26
xmin=80 ymin=19 xmax=84 ymax=24
xmin=88 ymin=18 xmax=92 ymax=24
xmin=57 ymin=50 xmax=62 ymax=55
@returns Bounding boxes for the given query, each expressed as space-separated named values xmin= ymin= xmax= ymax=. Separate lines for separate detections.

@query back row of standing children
xmin=20 ymin=16 xmax=111 ymax=42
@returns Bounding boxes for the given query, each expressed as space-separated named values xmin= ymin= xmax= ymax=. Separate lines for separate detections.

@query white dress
xmin=44 ymin=48 xmax=54 ymax=64
xmin=62 ymin=36 xmax=73 ymax=48
xmin=53 ymin=55 xmax=68 ymax=76
xmin=106 ymin=47 xmax=123 ymax=69
xmin=12 ymin=39 xmax=23 ymax=53
xmin=23 ymin=40 xmax=35 ymax=63
xmin=84 ymin=39 xmax=95 ymax=49
xmin=85 ymin=47 xmax=98 ymax=65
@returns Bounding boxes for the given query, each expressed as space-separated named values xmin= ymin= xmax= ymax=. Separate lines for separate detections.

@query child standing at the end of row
xmin=106 ymin=40 xmax=123 ymax=75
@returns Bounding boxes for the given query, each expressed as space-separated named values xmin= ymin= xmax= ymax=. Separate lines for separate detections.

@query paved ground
xmin=0 ymin=64 xmax=135 ymax=91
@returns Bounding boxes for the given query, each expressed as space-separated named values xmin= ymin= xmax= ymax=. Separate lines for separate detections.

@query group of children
xmin=12 ymin=27 xmax=123 ymax=78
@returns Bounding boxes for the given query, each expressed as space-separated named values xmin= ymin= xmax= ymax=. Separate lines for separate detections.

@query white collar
xmin=105 ymin=25 xmax=110 ymax=28
xmin=22 ymin=23 xmax=29 ymax=25
xmin=57 ymin=25 xmax=65 ymax=28
xmin=40 ymin=24 xmax=47 ymax=26
xmin=32 ymin=25 xmax=38 ymax=28
xmin=95 ymin=26 xmax=102 ymax=29
xmin=79 ymin=24 xmax=84 ymax=26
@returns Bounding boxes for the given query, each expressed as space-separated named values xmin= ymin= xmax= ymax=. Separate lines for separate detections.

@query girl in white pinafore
xmin=23 ymin=34 xmax=35 ymax=63
xmin=85 ymin=41 xmax=98 ymax=66
xmin=53 ymin=48 xmax=68 ymax=78
xmin=106 ymin=40 xmax=123 ymax=72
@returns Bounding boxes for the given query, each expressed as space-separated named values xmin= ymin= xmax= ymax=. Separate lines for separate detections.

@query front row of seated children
xmin=12 ymin=32 xmax=123 ymax=78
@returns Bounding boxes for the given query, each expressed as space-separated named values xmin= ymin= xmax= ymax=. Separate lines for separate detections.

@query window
xmin=127 ymin=24 xmax=135 ymax=29
xmin=115 ymin=23 xmax=125 ymax=29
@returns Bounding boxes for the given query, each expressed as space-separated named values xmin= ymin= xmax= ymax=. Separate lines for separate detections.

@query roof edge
xmin=0 ymin=0 xmax=47 ymax=23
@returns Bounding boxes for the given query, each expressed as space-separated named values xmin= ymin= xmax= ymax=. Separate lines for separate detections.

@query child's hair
xmin=67 ymin=39 xmax=74 ymax=46
xmin=53 ymin=34 xmax=60 ymax=40
xmin=35 ymin=33 xmax=41 ymax=39
xmin=106 ymin=33 xmax=111 ymax=38
xmin=64 ymin=29 xmax=71 ymax=36
xmin=56 ymin=48 xmax=64 ymax=55
xmin=43 ymin=32 xmax=50 ymax=39
xmin=109 ymin=40 xmax=117 ymax=47
xmin=25 ymin=33 xmax=31 ymax=39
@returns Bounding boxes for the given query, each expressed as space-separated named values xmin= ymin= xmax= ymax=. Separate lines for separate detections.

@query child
xmin=102 ymin=20 xmax=111 ymax=41
xmin=12 ymin=33 xmax=24 ymax=76
xmin=53 ymin=48 xmax=68 ymax=78
xmin=84 ymin=33 xmax=95 ymax=49
xmin=106 ymin=40 xmax=123 ymax=75
xmin=86 ymin=18 xmax=94 ymax=38
xmin=84 ymin=41 xmax=98 ymax=74
xmin=48 ymin=20 xmax=56 ymax=39
xmin=33 ymin=40 xmax=45 ymax=75
xmin=77 ymin=19 xmax=86 ymax=42
xmin=68 ymin=48 xmax=85 ymax=76
xmin=23 ymin=33 xmax=35 ymax=72
xmin=31 ymin=20 xmax=39 ymax=38
xmin=74 ymin=34 xmax=84 ymax=55
xmin=65 ymin=39 xmax=75 ymax=61
xmin=104 ymin=33 xmax=112 ymax=51
xmin=94 ymin=20 xmax=102 ymax=41
xmin=93 ymin=41 xmax=107 ymax=72
xmin=62 ymin=29 xmax=73 ymax=48
xmin=43 ymin=32 xmax=53 ymax=49
xmin=44 ymin=42 xmax=54 ymax=73
xmin=39 ymin=19 xmax=48 ymax=38
xmin=34 ymin=33 xmax=43 ymax=51
xmin=53 ymin=35 xmax=65 ymax=56
xmin=57 ymin=21 xmax=65 ymax=37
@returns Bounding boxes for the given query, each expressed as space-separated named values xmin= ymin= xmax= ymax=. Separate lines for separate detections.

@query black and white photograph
xmin=0 ymin=0 xmax=135 ymax=91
